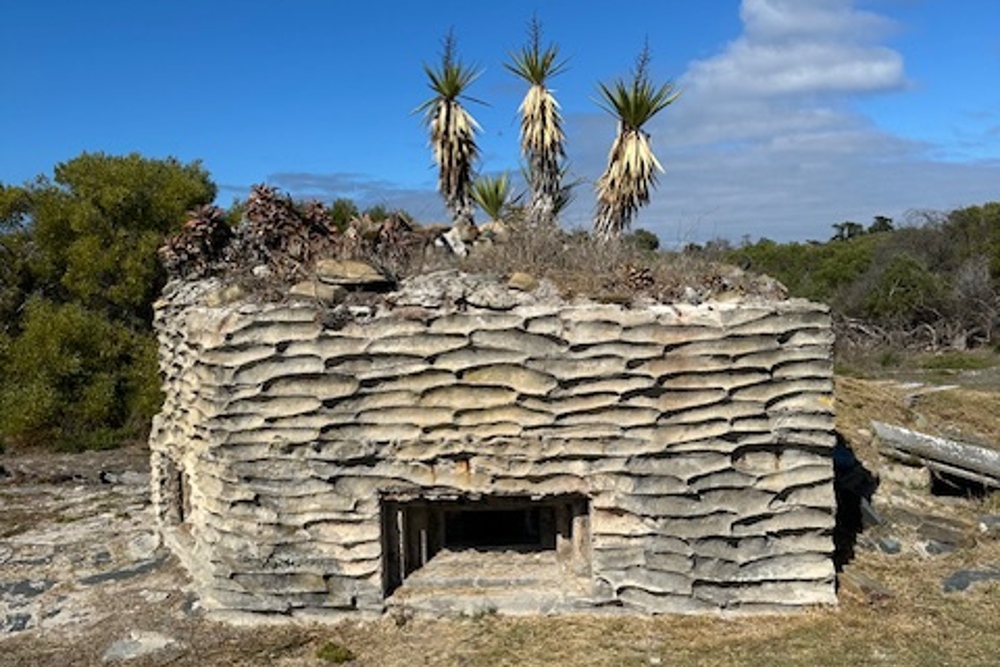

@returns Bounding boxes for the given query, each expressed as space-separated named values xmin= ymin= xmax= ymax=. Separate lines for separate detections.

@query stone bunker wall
xmin=150 ymin=273 xmax=838 ymax=619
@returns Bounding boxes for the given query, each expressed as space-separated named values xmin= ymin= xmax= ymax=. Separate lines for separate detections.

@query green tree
xmin=943 ymin=202 xmax=1000 ymax=277
xmin=363 ymin=203 xmax=392 ymax=222
xmin=506 ymin=18 xmax=567 ymax=228
xmin=593 ymin=45 xmax=679 ymax=240
xmin=0 ymin=152 xmax=215 ymax=451
xmin=626 ymin=228 xmax=660 ymax=252
xmin=1 ymin=184 xmax=36 ymax=336
xmin=417 ymin=30 xmax=482 ymax=226
xmin=0 ymin=299 xmax=161 ymax=450
xmin=868 ymin=215 xmax=894 ymax=234
xmin=29 ymin=152 xmax=216 ymax=324
xmin=831 ymin=221 xmax=865 ymax=241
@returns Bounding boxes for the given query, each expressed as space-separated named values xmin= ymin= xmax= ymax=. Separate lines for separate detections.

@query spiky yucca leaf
xmin=417 ymin=31 xmax=482 ymax=225
xmin=471 ymin=173 xmax=514 ymax=222
xmin=506 ymin=19 xmax=567 ymax=227
xmin=594 ymin=47 xmax=679 ymax=240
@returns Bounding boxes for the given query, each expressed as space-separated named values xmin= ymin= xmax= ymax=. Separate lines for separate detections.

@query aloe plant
xmin=471 ymin=173 xmax=514 ymax=222
xmin=416 ymin=30 xmax=482 ymax=226
xmin=594 ymin=45 xmax=679 ymax=240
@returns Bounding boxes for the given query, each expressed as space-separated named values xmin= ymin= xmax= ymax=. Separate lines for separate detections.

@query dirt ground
xmin=1 ymin=363 xmax=999 ymax=667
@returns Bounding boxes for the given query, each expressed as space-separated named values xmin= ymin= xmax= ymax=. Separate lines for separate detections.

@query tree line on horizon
xmin=703 ymin=208 xmax=1000 ymax=351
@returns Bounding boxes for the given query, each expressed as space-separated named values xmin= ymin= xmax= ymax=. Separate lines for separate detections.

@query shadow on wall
xmin=832 ymin=432 xmax=879 ymax=570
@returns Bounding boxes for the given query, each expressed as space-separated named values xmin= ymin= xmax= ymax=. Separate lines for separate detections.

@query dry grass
xmin=461 ymin=224 xmax=786 ymax=304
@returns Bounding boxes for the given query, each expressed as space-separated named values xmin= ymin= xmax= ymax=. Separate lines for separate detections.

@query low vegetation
xmin=713 ymin=207 xmax=1000 ymax=353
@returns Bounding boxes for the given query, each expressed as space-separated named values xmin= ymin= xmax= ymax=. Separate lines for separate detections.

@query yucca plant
xmin=506 ymin=19 xmax=567 ymax=228
xmin=594 ymin=46 xmax=679 ymax=240
xmin=471 ymin=173 xmax=514 ymax=222
xmin=417 ymin=31 xmax=482 ymax=226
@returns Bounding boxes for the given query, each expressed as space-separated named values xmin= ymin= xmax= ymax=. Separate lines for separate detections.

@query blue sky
xmin=2 ymin=0 xmax=998 ymax=244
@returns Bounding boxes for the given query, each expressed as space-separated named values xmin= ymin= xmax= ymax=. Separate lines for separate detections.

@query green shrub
xmin=862 ymin=254 xmax=945 ymax=327
xmin=0 ymin=152 xmax=213 ymax=451
xmin=920 ymin=352 xmax=996 ymax=371
xmin=0 ymin=298 xmax=162 ymax=451
xmin=315 ymin=641 xmax=355 ymax=663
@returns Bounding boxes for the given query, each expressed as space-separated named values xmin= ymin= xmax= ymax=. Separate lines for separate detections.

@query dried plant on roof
xmin=228 ymin=184 xmax=340 ymax=278
xmin=158 ymin=204 xmax=232 ymax=278
xmin=506 ymin=18 xmax=567 ymax=228
xmin=594 ymin=45 xmax=679 ymax=240
xmin=417 ymin=30 xmax=481 ymax=227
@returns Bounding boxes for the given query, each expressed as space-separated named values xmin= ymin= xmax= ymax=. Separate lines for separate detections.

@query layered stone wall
xmin=150 ymin=272 xmax=838 ymax=619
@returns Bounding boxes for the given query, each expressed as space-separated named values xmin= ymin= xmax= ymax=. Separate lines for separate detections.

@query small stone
xmin=289 ymin=280 xmax=346 ymax=303
xmin=315 ymin=259 xmax=389 ymax=286
xmin=0 ymin=579 xmax=55 ymax=598
xmin=1 ymin=613 xmax=32 ymax=633
xmin=439 ymin=228 xmax=468 ymax=257
xmin=681 ymin=286 xmax=701 ymax=304
xmin=126 ymin=531 xmax=162 ymax=560
xmin=454 ymin=220 xmax=479 ymax=243
xmin=978 ymin=515 xmax=1000 ymax=538
xmin=466 ymin=282 xmax=519 ymax=310
xmin=917 ymin=517 xmax=974 ymax=549
xmin=508 ymin=272 xmax=538 ymax=292
xmin=922 ymin=540 xmax=957 ymax=556
xmin=140 ymin=590 xmax=171 ymax=603
xmin=839 ymin=570 xmax=894 ymax=605
xmin=203 ymin=283 xmax=247 ymax=307
xmin=942 ymin=568 xmax=1000 ymax=593
xmin=102 ymin=631 xmax=184 ymax=663
xmin=877 ymin=537 xmax=902 ymax=555
xmin=479 ymin=220 xmax=510 ymax=243
xmin=860 ymin=498 xmax=883 ymax=529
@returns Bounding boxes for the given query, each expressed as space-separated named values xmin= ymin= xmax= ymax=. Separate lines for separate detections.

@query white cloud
xmin=740 ymin=0 xmax=895 ymax=43
xmin=686 ymin=0 xmax=905 ymax=99
xmin=688 ymin=40 xmax=904 ymax=98
xmin=559 ymin=0 xmax=1000 ymax=246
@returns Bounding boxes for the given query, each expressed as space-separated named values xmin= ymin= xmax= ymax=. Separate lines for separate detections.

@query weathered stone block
xmin=151 ymin=275 xmax=837 ymax=619
xmin=462 ymin=364 xmax=557 ymax=395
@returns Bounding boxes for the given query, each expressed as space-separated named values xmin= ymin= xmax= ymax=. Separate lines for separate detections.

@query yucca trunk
xmin=508 ymin=20 xmax=567 ymax=228
xmin=520 ymin=84 xmax=564 ymax=227
xmin=419 ymin=31 xmax=481 ymax=227
xmin=592 ymin=46 xmax=678 ymax=240
xmin=594 ymin=126 xmax=662 ymax=240
xmin=430 ymin=98 xmax=478 ymax=225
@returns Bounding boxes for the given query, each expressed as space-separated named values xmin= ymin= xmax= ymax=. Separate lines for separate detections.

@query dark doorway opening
xmin=381 ymin=494 xmax=589 ymax=596
xmin=444 ymin=506 xmax=551 ymax=549
xmin=161 ymin=455 xmax=192 ymax=526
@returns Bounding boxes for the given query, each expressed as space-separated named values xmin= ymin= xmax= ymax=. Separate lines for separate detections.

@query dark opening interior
xmin=161 ymin=455 xmax=192 ymax=526
xmin=381 ymin=494 xmax=589 ymax=596
xmin=444 ymin=507 xmax=550 ymax=549
xmin=931 ymin=470 xmax=992 ymax=498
